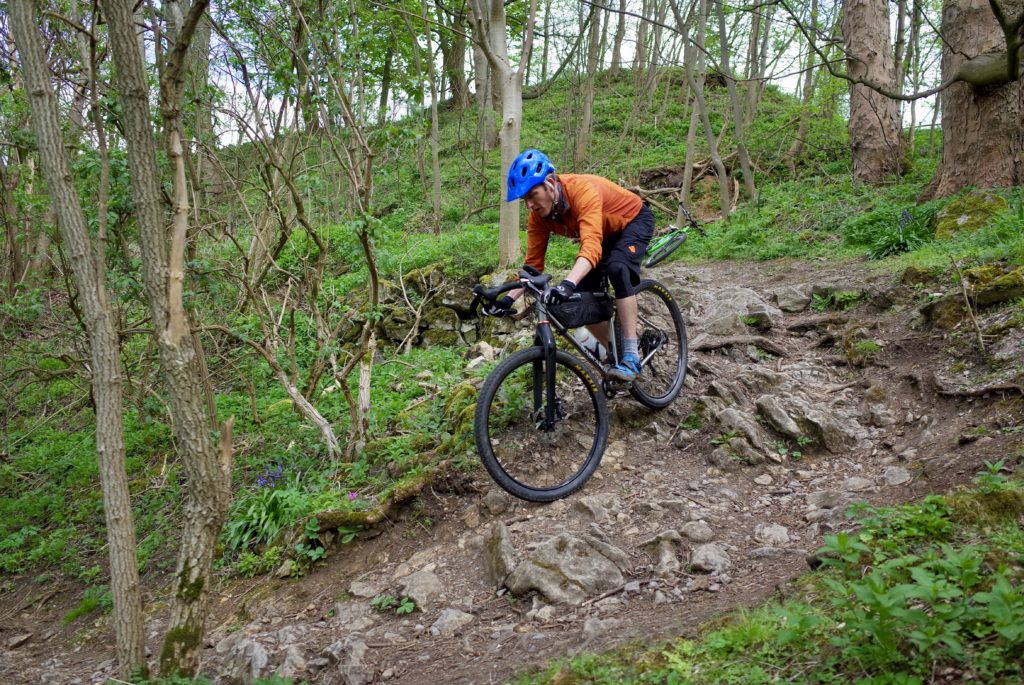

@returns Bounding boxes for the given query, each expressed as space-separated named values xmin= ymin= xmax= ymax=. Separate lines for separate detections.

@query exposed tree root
xmin=690 ymin=334 xmax=790 ymax=358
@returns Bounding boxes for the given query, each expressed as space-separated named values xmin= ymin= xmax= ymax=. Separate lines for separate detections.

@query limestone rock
xmin=399 ymin=568 xmax=443 ymax=610
xmin=571 ymin=493 xmax=619 ymax=523
xmin=934 ymin=190 xmax=1007 ymax=240
xmin=332 ymin=600 xmax=376 ymax=633
xmin=482 ymin=488 xmax=510 ymax=515
xmin=348 ymin=579 xmax=383 ymax=599
xmin=322 ymin=637 xmax=368 ymax=666
xmin=772 ymin=284 xmax=813 ymax=312
xmin=467 ymin=340 xmax=497 ymax=361
xmin=642 ymin=531 xmax=683 ymax=579
xmin=754 ymin=523 xmax=790 ymax=547
xmin=807 ymin=490 xmax=845 ymax=509
xmin=844 ymin=476 xmax=874 ymax=492
xmin=277 ymin=645 xmax=306 ymax=679
xmin=482 ymin=521 xmax=517 ymax=586
xmin=882 ymin=465 xmax=912 ymax=486
xmin=506 ymin=533 xmax=627 ymax=605
xmin=920 ymin=295 xmax=967 ymax=330
xmin=703 ymin=287 xmax=783 ymax=335
xmin=431 ymin=609 xmax=475 ymax=637
xmin=582 ymin=617 xmax=622 ymax=641
xmin=220 ymin=638 xmax=269 ymax=685
xmin=691 ymin=543 xmax=731 ymax=573
xmin=680 ymin=521 xmax=714 ymax=543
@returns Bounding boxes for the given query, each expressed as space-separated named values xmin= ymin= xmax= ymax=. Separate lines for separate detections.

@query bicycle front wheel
xmin=474 ymin=347 xmax=608 ymax=502
xmin=617 ymin=279 xmax=688 ymax=409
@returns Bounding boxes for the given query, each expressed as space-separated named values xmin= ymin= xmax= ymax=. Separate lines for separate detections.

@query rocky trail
xmin=3 ymin=257 xmax=1022 ymax=685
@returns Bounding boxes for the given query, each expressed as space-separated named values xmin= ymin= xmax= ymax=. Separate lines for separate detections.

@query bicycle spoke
xmin=478 ymin=350 xmax=605 ymax=499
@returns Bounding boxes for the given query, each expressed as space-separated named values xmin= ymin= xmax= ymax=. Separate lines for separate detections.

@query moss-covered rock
xmin=381 ymin=307 xmax=416 ymax=343
xmin=421 ymin=305 xmax=460 ymax=331
xmin=402 ymin=263 xmax=445 ymax=297
xmin=842 ymin=325 xmax=880 ymax=367
xmin=420 ymin=328 xmax=462 ymax=347
xmin=900 ymin=265 xmax=934 ymax=286
xmin=965 ymin=265 xmax=1024 ymax=306
xmin=920 ymin=295 xmax=967 ymax=329
xmin=934 ymin=191 xmax=1008 ymax=239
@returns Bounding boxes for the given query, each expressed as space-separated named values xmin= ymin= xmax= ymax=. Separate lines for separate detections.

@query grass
xmin=511 ymin=469 xmax=1024 ymax=685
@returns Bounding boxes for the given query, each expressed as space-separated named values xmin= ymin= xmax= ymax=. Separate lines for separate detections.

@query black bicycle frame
xmin=533 ymin=304 xmax=560 ymax=429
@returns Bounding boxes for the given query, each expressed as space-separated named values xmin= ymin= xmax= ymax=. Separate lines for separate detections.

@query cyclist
xmin=487 ymin=149 xmax=654 ymax=382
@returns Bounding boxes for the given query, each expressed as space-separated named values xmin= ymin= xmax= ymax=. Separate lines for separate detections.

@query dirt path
xmin=3 ymin=257 xmax=1021 ymax=685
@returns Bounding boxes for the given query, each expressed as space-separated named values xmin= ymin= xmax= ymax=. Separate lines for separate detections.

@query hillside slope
xmin=4 ymin=253 xmax=1021 ymax=684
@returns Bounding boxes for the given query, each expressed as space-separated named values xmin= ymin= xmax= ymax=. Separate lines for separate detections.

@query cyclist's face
xmin=524 ymin=182 xmax=555 ymax=218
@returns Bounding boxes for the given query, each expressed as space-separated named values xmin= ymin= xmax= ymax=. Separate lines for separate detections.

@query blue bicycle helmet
xmin=507 ymin=149 xmax=556 ymax=201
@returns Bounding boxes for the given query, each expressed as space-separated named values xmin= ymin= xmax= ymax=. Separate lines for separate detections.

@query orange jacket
xmin=524 ymin=174 xmax=643 ymax=272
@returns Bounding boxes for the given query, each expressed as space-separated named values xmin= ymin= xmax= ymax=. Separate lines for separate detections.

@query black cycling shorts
xmin=577 ymin=203 xmax=654 ymax=299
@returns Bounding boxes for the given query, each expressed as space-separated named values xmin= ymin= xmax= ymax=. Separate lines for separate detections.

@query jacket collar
xmin=548 ymin=178 xmax=571 ymax=222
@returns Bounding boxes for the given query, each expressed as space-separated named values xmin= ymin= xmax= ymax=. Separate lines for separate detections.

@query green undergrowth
xmin=0 ymin=344 xmax=487 ymax=583
xmin=512 ymin=464 xmax=1024 ymax=685
xmin=664 ymin=158 xmax=1024 ymax=270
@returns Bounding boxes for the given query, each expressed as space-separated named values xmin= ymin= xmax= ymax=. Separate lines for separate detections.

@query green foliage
xmin=63 ymin=585 xmax=112 ymax=624
xmin=843 ymin=203 xmax=940 ymax=258
xmin=225 ymin=484 xmax=311 ymax=552
xmin=811 ymin=289 xmax=861 ymax=311
xmin=291 ymin=517 xmax=328 ymax=575
xmin=370 ymin=593 xmax=416 ymax=615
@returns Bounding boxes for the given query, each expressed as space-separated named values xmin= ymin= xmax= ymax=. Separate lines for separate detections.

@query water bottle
xmin=572 ymin=328 xmax=607 ymax=360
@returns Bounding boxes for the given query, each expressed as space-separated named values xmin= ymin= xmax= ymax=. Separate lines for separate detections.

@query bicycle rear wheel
xmin=616 ymin=279 xmax=688 ymax=409
xmin=474 ymin=347 xmax=608 ymax=502
xmin=644 ymin=234 xmax=687 ymax=268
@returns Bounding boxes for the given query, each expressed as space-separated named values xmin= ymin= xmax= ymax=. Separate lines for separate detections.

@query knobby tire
xmin=474 ymin=347 xmax=608 ymax=502
xmin=644 ymin=234 xmax=687 ymax=268
xmin=615 ymin=279 xmax=688 ymax=409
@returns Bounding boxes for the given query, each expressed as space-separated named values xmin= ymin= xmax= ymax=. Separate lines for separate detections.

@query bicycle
xmin=644 ymin=204 xmax=705 ymax=268
xmin=468 ymin=265 xmax=688 ymax=502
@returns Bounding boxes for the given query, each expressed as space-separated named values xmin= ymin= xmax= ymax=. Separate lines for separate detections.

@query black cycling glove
xmin=542 ymin=279 xmax=577 ymax=305
xmin=483 ymin=295 xmax=515 ymax=317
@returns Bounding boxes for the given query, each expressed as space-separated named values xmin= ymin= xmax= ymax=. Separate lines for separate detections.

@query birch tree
xmin=469 ymin=0 xmax=539 ymax=267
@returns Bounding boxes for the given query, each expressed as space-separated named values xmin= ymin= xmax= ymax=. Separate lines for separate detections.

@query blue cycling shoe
xmin=607 ymin=353 xmax=642 ymax=382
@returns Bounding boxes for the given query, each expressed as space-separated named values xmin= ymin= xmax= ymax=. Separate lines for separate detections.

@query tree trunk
xmin=377 ymin=46 xmax=394 ymax=127
xmin=575 ymin=0 xmax=604 ymax=167
xmin=785 ymin=0 xmax=818 ymax=171
xmin=634 ymin=0 xmax=651 ymax=85
xmin=101 ymin=0 xmax=232 ymax=676
xmin=422 ymin=0 xmax=443 ymax=232
xmin=905 ymin=0 xmax=922 ymax=151
xmin=894 ymin=0 xmax=909 ymax=93
xmin=436 ymin=0 xmax=469 ymax=110
xmin=923 ymin=0 xmax=1023 ymax=198
xmin=470 ymin=0 xmax=537 ymax=267
xmin=609 ymin=0 xmax=627 ymax=77
xmin=842 ymin=0 xmax=905 ymax=182
xmin=671 ymin=0 xmax=730 ymax=218
xmin=473 ymin=40 xmax=498 ymax=152
xmin=540 ymin=0 xmax=552 ymax=83
xmin=642 ymin=0 xmax=669 ymax=106
xmin=0 ymin=158 xmax=25 ymax=294
xmin=716 ymin=0 xmax=756 ymax=202
xmin=10 ymin=0 xmax=147 ymax=677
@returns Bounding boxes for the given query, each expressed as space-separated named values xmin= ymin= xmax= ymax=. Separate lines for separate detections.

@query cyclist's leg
xmin=575 ymin=266 xmax=611 ymax=349
xmin=604 ymin=205 xmax=655 ymax=380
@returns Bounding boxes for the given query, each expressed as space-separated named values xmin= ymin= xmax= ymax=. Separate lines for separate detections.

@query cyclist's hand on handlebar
xmin=482 ymin=295 xmax=515 ymax=317
xmin=542 ymin=279 xmax=576 ymax=305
